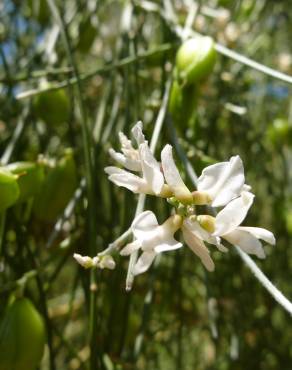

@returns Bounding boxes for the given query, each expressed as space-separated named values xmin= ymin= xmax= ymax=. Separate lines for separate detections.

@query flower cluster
xmin=104 ymin=122 xmax=275 ymax=275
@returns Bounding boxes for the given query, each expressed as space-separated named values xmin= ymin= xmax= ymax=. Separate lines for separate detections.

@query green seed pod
xmin=169 ymin=79 xmax=198 ymax=127
xmin=6 ymin=162 xmax=45 ymax=203
xmin=26 ymin=0 xmax=50 ymax=26
xmin=77 ymin=17 xmax=97 ymax=53
xmin=0 ymin=297 xmax=46 ymax=370
xmin=33 ymin=149 xmax=78 ymax=222
xmin=0 ymin=168 xmax=20 ymax=212
xmin=175 ymin=36 xmax=217 ymax=85
xmin=33 ymin=88 xmax=70 ymax=126
xmin=285 ymin=208 xmax=292 ymax=235
xmin=266 ymin=118 xmax=292 ymax=147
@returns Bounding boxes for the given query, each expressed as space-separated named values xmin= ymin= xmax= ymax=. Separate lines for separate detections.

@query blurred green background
xmin=0 ymin=0 xmax=291 ymax=369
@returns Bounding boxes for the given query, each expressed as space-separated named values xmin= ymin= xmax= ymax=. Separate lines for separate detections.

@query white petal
xmin=183 ymin=218 xmax=223 ymax=249
xmin=198 ymin=155 xmax=245 ymax=207
xmin=131 ymin=121 xmax=145 ymax=145
xmin=131 ymin=211 xmax=159 ymax=240
xmin=154 ymin=237 xmax=183 ymax=253
xmin=214 ymin=191 xmax=255 ymax=236
xmin=237 ymin=226 xmax=275 ymax=245
xmin=161 ymin=144 xmax=192 ymax=203
xmin=242 ymin=184 xmax=252 ymax=192
xmin=119 ymin=132 xmax=133 ymax=151
xmin=105 ymin=166 xmax=148 ymax=193
xmin=108 ymin=148 xmax=141 ymax=171
xmin=184 ymin=218 xmax=211 ymax=241
xmin=133 ymin=251 xmax=156 ymax=275
xmin=120 ymin=240 xmax=142 ymax=256
xmin=140 ymin=143 xmax=164 ymax=195
xmin=223 ymin=229 xmax=265 ymax=259
xmin=182 ymin=226 xmax=215 ymax=271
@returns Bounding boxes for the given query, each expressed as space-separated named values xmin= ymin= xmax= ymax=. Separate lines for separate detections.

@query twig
xmin=98 ymin=228 xmax=132 ymax=257
xmin=1 ymin=106 xmax=29 ymax=165
xmin=235 ymin=246 xmax=292 ymax=316
xmin=214 ymin=43 xmax=292 ymax=85
xmin=16 ymin=43 xmax=175 ymax=99
xmin=45 ymin=1 xmax=98 ymax=368
xmin=46 ymin=178 xmax=86 ymax=248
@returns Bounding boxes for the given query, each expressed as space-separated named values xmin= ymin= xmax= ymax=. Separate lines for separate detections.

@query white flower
xmin=161 ymin=144 xmax=193 ymax=204
xmin=105 ymin=142 xmax=171 ymax=196
xmin=213 ymin=191 xmax=276 ymax=258
xmin=196 ymin=155 xmax=247 ymax=207
xmin=105 ymin=121 xmax=173 ymax=197
xmin=186 ymin=192 xmax=275 ymax=259
xmin=120 ymin=211 xmax=183 ymax=275
xmin=108 ymin=121 xmax=145 ymax=171
xmin=160 ymin=147 xmax=248 ymax=208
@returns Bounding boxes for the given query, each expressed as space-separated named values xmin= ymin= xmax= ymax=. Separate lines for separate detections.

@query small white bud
xmin=73 ymin=253 xmax=94 ymax=269
xmin=98 ymin=255 xmax=116 ymax=270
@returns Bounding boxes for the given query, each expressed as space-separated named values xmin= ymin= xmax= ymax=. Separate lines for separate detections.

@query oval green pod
xmin=0 ymin=168 xmax=19 ymax=212
xmin=0 ymin=297 xmax=46 ymax=370
xmin=77 ymin=17 xmax=97 ymax=53
xmin=6 ymin=162 xmax=44 ymax=203
xmin=26 ymin=0 xmax=50 ymax=26
xmin=33 ymin=149 xmax=78 ymax=222
xmin=169 ymin=79 xmax=198 ymax=127
xmin=175 ymin=36 xmax=217 ymax=85
xmin=266 ymin=118 xmax=292 ymax=147
xmin=33 ymin=88 xmax=70 ymax=126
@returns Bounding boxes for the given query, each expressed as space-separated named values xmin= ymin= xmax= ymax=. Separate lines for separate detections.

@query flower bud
xmin=197 ymin=215 xmax=216 ymax=233
xmin=175 ymin=36 xmax=217 ymax=86
xmin=162 ymin=214 xmax=183 ymax=236
xmin=73 ymin=254 xmax=94 ymax=269
xmin=98 ymin=255 xmax=116 ymax=270
xmin=192 ymin=191 xmax=212 ymax=205
xmin=159 ymin=184 xmax=173 ymax=198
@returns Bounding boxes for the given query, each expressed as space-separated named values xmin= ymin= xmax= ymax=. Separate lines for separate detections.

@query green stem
xmin=16 ymin=43 xmax=175 ymax=99
xmin=0 ymin=211 xmax=6 ymax=257
xmin=45 ymin=1 xmax=98 ymax=368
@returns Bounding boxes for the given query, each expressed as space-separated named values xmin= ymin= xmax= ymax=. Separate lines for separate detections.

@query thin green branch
xmin=16 ymin=43 xmax=175 ymax=99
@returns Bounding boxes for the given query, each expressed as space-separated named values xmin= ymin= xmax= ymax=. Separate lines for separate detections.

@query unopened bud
xmin=197 ymin=215 xmax=216 ymax=233
xmin=159 ymin=184 xmax=173 ymax=198
xmin=162 ymin=214 xmax=183 ymax=236
xmin=73 ymin=253 xmax=94 ymax=269
xmin=167 ymin=196 xmax=180 ymax=207
xmin=99 ymin=255 xmax=116 ymax=270
xmin=192 ymin=191 xmax=212 ymax=205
